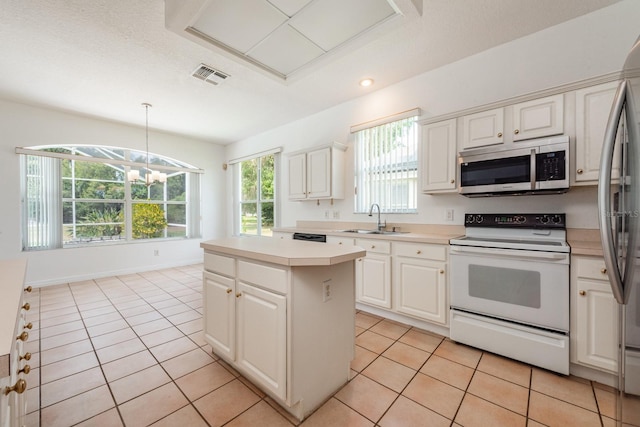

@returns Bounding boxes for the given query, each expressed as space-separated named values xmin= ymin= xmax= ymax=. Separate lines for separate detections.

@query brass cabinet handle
xmin=417 ymin=250 xmax=422 ymax=254
xmin=338 ymin=242 xmax=343 ymax=245
xmin=601 ymin=268 xmax=607 ymax=274
xmin=24 ymin=286 xmax=32 ymax=293
xmin=4 ymin=379 xmax=26 ymax=395
xmin=22 ymin=303 xmax=30 ymax=311
xmin=577 ymin=169 xmax=584 ymax=174
xmin=18 ymin=365 xmax=30 ymax=375
xmin=24 ymin=322 xmax=33 ymax=330
xmin=450 ymin=179 xmax=455 ymax=184
xmin=226 ymin=288 xmax=232 ymax=294
xmin=20 ymin=353 xmax=31 ymax=361
xmin=439 ymin=269 xmax=445 ymax=274
xmin=497 ymin=132 xmax=503 ymax=138
xmin=358 ymin=259 xmax=362 ymax=262
xmin=514 ymin=129 xmax=520 ymax=134
xmin=579 ymin=290 xmax=586 ymax=296
xmin=16 ymin=332 xmax=28 ymax=342
xmin=371 ymin=245 xmax=375 ymax=249
xmin=236 ymin=293 xmax=242 ymax=298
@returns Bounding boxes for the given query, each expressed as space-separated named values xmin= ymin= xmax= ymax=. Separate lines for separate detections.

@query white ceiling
xmin=0 ymin=0 xmax=621 ymax=145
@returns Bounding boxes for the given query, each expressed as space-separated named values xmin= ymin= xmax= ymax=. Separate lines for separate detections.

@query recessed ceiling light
xmin=360 ymin=78 xmax=374 ymax=87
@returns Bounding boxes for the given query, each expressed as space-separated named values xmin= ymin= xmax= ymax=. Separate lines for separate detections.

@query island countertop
xmin=200 ymin=236 xmax=366 ymax=266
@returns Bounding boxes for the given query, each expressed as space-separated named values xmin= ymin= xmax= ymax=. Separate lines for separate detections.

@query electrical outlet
xmin=322 ymin=280 xmax=332 ymax=302
xmin=333 ymin=211 xmax=340 ymax=219
xmin=324 ymin=210 xmax=331 ymax=219
xmin=444 ymin=209 xmax=454 ymax=222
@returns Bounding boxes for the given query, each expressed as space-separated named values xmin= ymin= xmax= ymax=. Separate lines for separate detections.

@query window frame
xmin=235 ymin=152 xmax=279 ymax=237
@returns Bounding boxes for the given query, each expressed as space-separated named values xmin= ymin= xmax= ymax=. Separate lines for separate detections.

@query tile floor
xmin=19 ymin=264 xmax=638 ymax=426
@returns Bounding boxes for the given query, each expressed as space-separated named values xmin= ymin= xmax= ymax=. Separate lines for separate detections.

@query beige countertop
xmin=567 ymin=229 xmax=604 ymax=257
xmin=1 ymin=258 xmax=28 ymax=378
xmin=201 ymin=236 xmax=366 ymax=266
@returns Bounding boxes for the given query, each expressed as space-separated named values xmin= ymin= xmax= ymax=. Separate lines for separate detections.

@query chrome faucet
xmin=368 ymin=203 xmax=386 ymax=232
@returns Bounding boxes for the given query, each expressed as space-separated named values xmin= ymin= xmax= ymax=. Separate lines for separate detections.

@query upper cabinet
xmin=460 ymin=94 xmax=564 ymax=150
xmin=574 ymin=81 xmax=621 ymax=184
xmin=287 ymin=142 xmax=346 ymax=201
xmin=421 ymin=119 xmax=457 ymax=193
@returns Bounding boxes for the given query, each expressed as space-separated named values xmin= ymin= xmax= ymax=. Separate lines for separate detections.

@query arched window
xmin=17 ymin=145 xmax=203 ymax=250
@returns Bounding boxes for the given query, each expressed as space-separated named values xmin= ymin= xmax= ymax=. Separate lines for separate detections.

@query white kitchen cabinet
xmin=355 ymin=239 xmax=391 ymax=309
xmin=287 ymin=143 xmax=346 ymax=201
xmin=326 ymin=235 xmax=355 ymax=246
xmin=574 ymin=81 xmax=622 ymax=183
xmin=512 ymin=94 xmax=564 ymax=141
xmin=272 ymin=231 xmax=293 ymax=240
xmin=421 ymin=119 xmax=457 ymax=193
xmin=570 ymin=255 xmax=618 ymax=373
xmin=203 ymin=271 xmax=235 ymax=361
xmin=393 ymin=242 xmax=448 ymax=325
xmin=461 ymin=107 xmax=504 ymax=150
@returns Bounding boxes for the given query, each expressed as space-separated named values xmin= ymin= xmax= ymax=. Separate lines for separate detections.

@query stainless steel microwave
xmin=458 ymin=135 xmax=569 ymax=197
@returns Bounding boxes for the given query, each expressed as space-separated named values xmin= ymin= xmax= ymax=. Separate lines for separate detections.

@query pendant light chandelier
xmin=127 ymin=103 xmax=167 ymax=186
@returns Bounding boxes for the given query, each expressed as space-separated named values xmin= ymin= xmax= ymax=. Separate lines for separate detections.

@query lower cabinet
xmin=570 ymin=255 xmax=618 ymax=373
xmin=355 ymin=239 xmax=391 ymax=309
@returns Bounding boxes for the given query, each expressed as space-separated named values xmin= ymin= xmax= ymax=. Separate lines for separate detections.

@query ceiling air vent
xmin=192 ymin=63 xmax=230 ymax=85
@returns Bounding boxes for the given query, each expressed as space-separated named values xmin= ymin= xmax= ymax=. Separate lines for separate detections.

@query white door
xmin=421 ymin=119 xmax=457 ymax=192
xmin=461 ymin=108 xmax=504 ymax=149
xmin=512 ymin=94 xmax=564 ymax=141
xmin=287 ymin=153 xmax=307 ymax=199
xmin=356 ymin=254 xmax=391 ymax=308
xmin=203 ymin=272 xmax=235 ymax=361
xmin=306 ymin=147 xmax=331 ymax=198
xmin=236 ymin=281 xmax=287 ymax=400
xmin=394 ymin=257 xmax=447 ymax=325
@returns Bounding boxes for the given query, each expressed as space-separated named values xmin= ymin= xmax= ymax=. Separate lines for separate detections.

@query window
xmin=19 ymin=145 xmax=202 ymax=250
xmin=354 ymin=113 xmax=419 ymax=213
xmin=238 ymin=153 xmax=277 ymax=236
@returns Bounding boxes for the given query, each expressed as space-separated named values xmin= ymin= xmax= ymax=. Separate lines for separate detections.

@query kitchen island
xmin=200 ymin=237 xmax=365 ymax=421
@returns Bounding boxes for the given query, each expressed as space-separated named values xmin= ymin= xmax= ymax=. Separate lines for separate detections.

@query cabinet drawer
xmin=204 ymin=252 xmax=236 ymax=277
xmin=237 ymin=260 xmax=287 ymax=294
xmin=573 ymin=257 xmax=609 ymax=281
xmin=326 ymin=236 xmax=354 ymax=246
xmin=393 ymin=242 xmax=447 ymax=261
xmin=356 ymin=239 xmax=391 ymax=254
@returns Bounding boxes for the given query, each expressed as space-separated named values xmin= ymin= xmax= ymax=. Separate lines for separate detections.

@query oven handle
xmin=449 ymin=245 xmax=569 ymax=262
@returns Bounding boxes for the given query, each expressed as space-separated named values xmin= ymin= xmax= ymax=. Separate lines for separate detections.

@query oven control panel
xmin=464 ymin=213 xmax=566 ymax=229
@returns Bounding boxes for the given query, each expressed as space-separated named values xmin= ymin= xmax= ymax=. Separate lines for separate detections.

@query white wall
xmin=224 ymin=0 xmax=640 ymax=231
xmin=0 ymin=99 xmax=226 ymax=286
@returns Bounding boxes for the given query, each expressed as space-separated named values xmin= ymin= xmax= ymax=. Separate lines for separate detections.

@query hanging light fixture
xmin=127 ymin=103 xmax=167 ymax=186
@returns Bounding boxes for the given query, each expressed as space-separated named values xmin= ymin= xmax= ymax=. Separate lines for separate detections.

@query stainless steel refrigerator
xmin=599 ymin=36 xmax=640 ymax=426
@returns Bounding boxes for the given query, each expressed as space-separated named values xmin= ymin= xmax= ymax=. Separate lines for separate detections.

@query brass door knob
xmin=20 ymin=353 xmax=31 ymax=361
xmin=497 ymin=132 xmax=503 ymax=138
xmin=226 ymin=288 xmax=232 ymax=294
xmin=16 ymin=332 xmax=28 ymax=342
xmin=514 ymin=129 xmax=520 ymax=134
xmin=24 ymin=322 xmax=33 ymax=330
xmin=601 ymin=268 xmax=607 ymax=274
xmin=236 ymin=293 xmax=242 ymax=298
xmin=4 ymin=379 xmax=26 ymax=395
xmin=22 ymin=303 xmax=30 ymax=311
xmin=24 ymin=286 xmax=32 ymax=293
xmin=18 ymin=365 xmax=30 ymax=375
xmin=579 ymin=290 xmax=586 ymax=296
xmin=577 ymin=169 xmax=584 ymax=174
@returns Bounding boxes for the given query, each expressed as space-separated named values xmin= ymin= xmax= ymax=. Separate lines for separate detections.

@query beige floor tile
xmin=119 ymin=382 xmax=189 ymax=427
xmin=140 ymin=326 xmax=184 ymax=347
xmin=176 ymin=318 xmax=203 ymax=335
xmin=39 ymin=305 xmax=78 ymax=320
xmin=350 ymin=345 xmax=378 ymax=372
xmin=301 ymin=397 xmax=373 ymax=427
xmin=41 ymin=366 xmax=106 ymax=407
xmin=102 ymin=350 xmax=157 ymax=382
xmin=188 ymin=330 xmax=207 ymax=347
xmin=40 ymin=328 xmax=89 ymax=351
xmin=85 ymin=319 xmax=129 ymax=338
xmin=398 ymin=328 xmax=443 ymax=353
xmin=362 ymin=356 xmax=416 ymax=393
xmin=119 ymin=304 xmax=155 ymax=318
xmin=151 ymin=405 xmax=208 ymax=427
xmin=132 ymin=318 xmax=174 ymax=336
xmin=167 ymin=309 xmax=201 ymax=325
xmin=110 ymin=364 xmax=172 ymax=404
xmin=225 ymin=400 xmax=293 ymax=427
xmin=76 ymin=300 xmax=112 ymax=312
xmin=175 ymin=362 xmax=235 ymax=401
xmin=467 ymin=371 xmax=529 ymax=415
xmin=41 ymin=385 xmax=115 ymax=427
xmin=335 ymin=374 xmax=398 ymax=422
xmin=455 ymin=394 xmax=526 ymax=427
xmin=39 ymin=320 xmax=85 ymax=339
xmin=26 ymin=385 xmax=39 ymax=415
xmin=82 ymin=311 xmax=123 ymax=327
xmin=369 ymin=319 xmax=410 ymax=340
xmin=40 ymin=339 xmax=94 ymax=366
xmin=40 ymin=351 xmax=99 ymax=384
xmin=90 ymin=328 xmax=137 ymax=349
xmin=151 ymin=298 xmax=183 ymax=310
xmin=75 ymin=408 xmax=123 ymax=427
xmin=25 ymin=411 xmax=40 ymax=427
xmin=531 ymin=369 xmax=598 ymax=412
xmin=161 ymin=347 xmax=215 ymax=379
xmin=112 ymin=298 xmax=148 ymax=310
xmin=477 ymin=352 xmax=531 ymax=387
xmin=622 ymin=392 xmax=640 ymax=425
xmin=382 ymin=341 xmax=430 ymax=370
xmin=402 ymin=372 xmax=464 ymax=419
xmin=81 ymin=305 xmax=117 ymax=319
xmin=433 ymin=339 xmax=482 ymax=369
xmin=378 ymin=395 xmax=450 ymax=427
xmin=95 ymin=338 xmax=146 ymax=364
xmin=126 ymin=310 xmax=163 ymax=325
xmin=39 ymin=312 xmax=82 ymax=328
xmin=355 ymin=330 xmax=395 ymax=354
xmin=355 ymin=312 xmax=382 ymax=329
xmin=529 ymin=390 xmax=602 ymax=427
xmin=157 ymin=303 xmax=192 ymax=317
xmin=420 ymin=354 xmax=474 ymax=391
xmin=355 ymin=326 xmax=366 ymax=336
xmin=194 ymin=379 xmax=261 ymax=427
xmin=150 ymin=336 xmax=199 ymax=362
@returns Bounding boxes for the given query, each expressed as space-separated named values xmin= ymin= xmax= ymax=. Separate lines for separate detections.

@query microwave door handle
xmin=598 ymin=79 xmax=627 ymax=305
xmin=530 ymin=149 xmax=536 ymax=190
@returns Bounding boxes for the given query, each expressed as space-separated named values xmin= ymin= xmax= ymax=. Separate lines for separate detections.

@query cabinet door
xmin=288 ymin=153 xmax=307 ymax=199
xmin=236 ymin=281 xmax=287 ymax=400
xmin=575 ymin=278 xmax=618 ymax=372
xmin=356 ymin=253 xmax=391 ymax=308
xmin=575 ymin=81 xmax=621 ymax=183
xmin=306 ymin=147 xmax=331 ymax=199
xmin=421 ymin=119 xmax=457 ymax=192
xmin=203 ymin=272 xmax=235 ymax=361
xmin=394 ymin=257 xmax=447 ymax=325
xmin=512 ymin=94 xmax=564 ymax=141
xmin=461 ymin=108 xmax=504 ymax=149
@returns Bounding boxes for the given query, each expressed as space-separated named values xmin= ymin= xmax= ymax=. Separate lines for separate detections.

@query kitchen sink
xmin=338 ymin=229 xmax=408 ymax=235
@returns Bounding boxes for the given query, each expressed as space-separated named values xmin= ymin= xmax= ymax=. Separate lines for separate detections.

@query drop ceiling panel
xmin=291 ymin=0 xmax=398 ymax=51
xmin=248 ymin=24 xmax=324 ymax=75
xmin=268 ymin=0 xmax=313 ymax=17
xmin=192 ymin=0 xmax=287 ymax=53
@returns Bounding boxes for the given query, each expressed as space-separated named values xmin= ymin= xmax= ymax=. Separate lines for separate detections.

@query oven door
xmin=449 ymin=245 xmax=569 ymax=331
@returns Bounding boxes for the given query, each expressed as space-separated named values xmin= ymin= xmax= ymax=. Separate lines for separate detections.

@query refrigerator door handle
xmin=598 ymin=79 xmax=628 ymax=304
